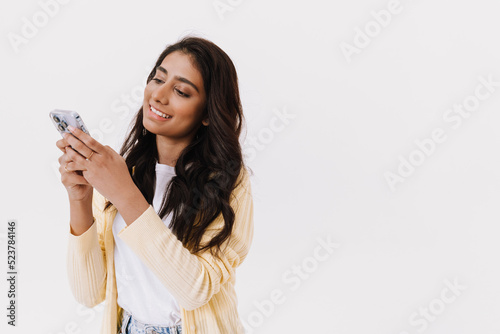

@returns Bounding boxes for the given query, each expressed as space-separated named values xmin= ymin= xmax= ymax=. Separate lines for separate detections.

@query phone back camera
xmin=52 ymin=115 xmax=61 ymax=123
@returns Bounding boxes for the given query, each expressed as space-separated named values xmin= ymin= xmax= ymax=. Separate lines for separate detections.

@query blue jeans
xmin=118 ymin=308 xmax=183 ymax=334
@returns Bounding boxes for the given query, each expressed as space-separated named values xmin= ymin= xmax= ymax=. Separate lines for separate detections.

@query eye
xmin=175 ymin=88 xmax=190 ymax=98
xmin=152 ymin=78 xmax=163 ymax=84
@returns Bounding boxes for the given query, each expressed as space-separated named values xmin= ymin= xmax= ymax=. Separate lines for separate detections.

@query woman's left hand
xmin=62 ymin=125 xmax=136 ymax=205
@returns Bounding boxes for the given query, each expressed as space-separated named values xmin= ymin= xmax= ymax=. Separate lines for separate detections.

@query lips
xmin=150 ymin=105 xmax=172 ymax=119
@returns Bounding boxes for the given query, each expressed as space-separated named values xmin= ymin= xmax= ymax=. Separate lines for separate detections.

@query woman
xmin=56 ymin=36 xmax=254 ymax=334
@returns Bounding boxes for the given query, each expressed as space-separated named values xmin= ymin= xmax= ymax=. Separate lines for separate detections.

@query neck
xmin=155 ymin=134 xmax=194 ymax=167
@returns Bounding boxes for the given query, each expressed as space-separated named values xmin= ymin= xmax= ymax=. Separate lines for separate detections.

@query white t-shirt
xmin=112 ymin=162 xmax=181 ymax=326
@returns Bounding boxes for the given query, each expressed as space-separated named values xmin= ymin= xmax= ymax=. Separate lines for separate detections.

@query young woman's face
xmin=143 ymin=51 xmax=207 ymax=140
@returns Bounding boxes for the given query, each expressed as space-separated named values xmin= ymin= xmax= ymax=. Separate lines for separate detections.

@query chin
xmin=142 ymin=119 xmax=153 ymax=133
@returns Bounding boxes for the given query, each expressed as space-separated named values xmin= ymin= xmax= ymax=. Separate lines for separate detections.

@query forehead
xmin=159 ymin=51 xmax=203 ymax=87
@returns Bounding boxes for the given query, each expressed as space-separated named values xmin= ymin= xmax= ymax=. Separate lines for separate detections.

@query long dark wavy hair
xmin=103 ymin=36 xmax=250 ymax=260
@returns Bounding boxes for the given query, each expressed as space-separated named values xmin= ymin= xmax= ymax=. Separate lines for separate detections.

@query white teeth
xmin=150 ymin=106 xmax=172 ymax=119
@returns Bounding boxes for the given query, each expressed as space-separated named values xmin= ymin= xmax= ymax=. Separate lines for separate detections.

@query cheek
xmin=169 ymin=98 xmax=193 ymax=112
xmin=180 ymin=103 xmax=204 ymax=121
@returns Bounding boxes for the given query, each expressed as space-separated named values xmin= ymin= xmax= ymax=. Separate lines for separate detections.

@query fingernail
xmin=68 ymin=125 xmax=75 ymax=132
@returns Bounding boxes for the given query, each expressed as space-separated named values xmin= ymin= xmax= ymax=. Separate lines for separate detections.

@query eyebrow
xmin=156 ymin=66 xmax=200 ymax=93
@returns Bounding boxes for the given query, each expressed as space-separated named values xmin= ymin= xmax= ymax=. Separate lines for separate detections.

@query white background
xmin=1 ymin=0 xmax=500 ymax=333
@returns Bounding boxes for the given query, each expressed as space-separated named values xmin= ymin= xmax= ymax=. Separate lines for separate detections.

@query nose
xmin=151 ymin=83 xmax=170 ymax=105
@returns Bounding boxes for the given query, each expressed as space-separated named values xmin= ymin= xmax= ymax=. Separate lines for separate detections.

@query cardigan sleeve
xmin=66 ymin=188 xmax=107 ymax=308
xmin=117 ymin=167 xmax=254 ymax=311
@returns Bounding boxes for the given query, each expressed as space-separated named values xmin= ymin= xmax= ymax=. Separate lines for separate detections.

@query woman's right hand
xmin=56 ymin=137 xmax=93 ymax=202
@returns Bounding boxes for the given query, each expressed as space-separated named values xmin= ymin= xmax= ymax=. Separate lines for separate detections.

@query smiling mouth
xmin=150 ymin=105 xmax=172 ymax=119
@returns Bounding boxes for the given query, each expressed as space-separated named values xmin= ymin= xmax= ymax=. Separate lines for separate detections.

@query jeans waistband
xmin=120 ymin=308 xmax=182 ymax=334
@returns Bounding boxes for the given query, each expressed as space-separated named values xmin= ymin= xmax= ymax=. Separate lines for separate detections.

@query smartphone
xmin=49 ymin=109 xmax=89 ymax=137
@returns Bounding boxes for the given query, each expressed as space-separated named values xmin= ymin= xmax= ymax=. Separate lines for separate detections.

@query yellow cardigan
xmin=66 ymin=167 xmax=254 ymax=334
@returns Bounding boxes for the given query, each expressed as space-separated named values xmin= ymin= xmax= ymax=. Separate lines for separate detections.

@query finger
xmin=59 ymin=162 xmax=72 ymax=175
xmin=58 ymin=152 xmax=73 ymax=165
xmin=56 ymin=138 xmax=71 ymax=153
xmin=59 ymin=160 xmax=87 ymax=175
xmin=65 ymin=146 xmax=89 ymax=166
xmin=63 ymin=132 xmax=94 ymax=159
xmin=67 ymin=125 xmax=105 ymax=155
xmin=61 ymin=171 xmax=91 ymax=186
xmin=66 ymin=160 xmax=87 ymax=172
